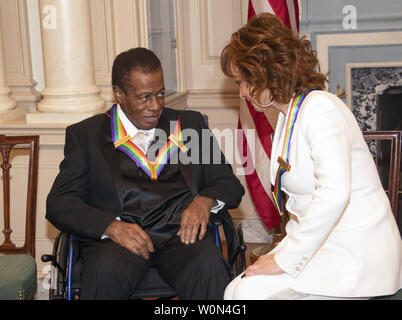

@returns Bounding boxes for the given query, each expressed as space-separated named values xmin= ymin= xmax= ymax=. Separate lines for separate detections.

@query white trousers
xmin=224 ymin=273 xmax=372 ymax=300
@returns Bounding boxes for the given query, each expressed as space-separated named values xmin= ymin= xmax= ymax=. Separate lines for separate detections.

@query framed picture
xmin=346 ymin=62 xmax=402 ymax=131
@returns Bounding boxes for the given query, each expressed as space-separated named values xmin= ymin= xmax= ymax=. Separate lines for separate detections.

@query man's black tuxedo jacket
xmin=46 ymin=107 xmax=245 ymax=241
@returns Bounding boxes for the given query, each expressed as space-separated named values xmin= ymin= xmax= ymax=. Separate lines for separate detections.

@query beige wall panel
xmin=181 ymin=0 xmax=244 ymax=91
xmin=0 ymin=0 xmax=41 ymax=107
xmin=200 ymin=0 xmax=242 ymax=62
xmin=1 ymin=0 xmax=26 ymax=83
xmin=89 ymin=0 xmax=115 ymax=103
xmin=112 ymin=0 xmax=148 ymax=54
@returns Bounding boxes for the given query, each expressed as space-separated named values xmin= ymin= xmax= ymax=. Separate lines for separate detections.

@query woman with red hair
xmin=221 ymin=13 xmax=401 ymax=300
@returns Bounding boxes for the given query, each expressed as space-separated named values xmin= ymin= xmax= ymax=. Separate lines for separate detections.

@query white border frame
xmin=345 ymin=61 xmax=402 ymax=109
xmin=315 ymin=30 xmax=402 ymax=89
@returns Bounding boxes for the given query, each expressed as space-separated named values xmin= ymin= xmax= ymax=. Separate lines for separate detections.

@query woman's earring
xmin=251 ymin=90 xmax=275 ymax=108
xmin=252 ymin=99 xmax=275 ymax=108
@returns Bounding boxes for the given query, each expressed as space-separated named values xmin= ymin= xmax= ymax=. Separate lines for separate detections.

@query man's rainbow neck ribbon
xmin=110 ymin=105 xmax=186 ymax=180
xmin=272 ymin=89 xmax=312 ymax=216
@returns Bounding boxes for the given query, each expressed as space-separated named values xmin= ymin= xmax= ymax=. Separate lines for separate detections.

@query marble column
xmin=0 ymin=19 xmax=17 ymax=119
xmin=27 ymin=0 xmax=105 ymax=123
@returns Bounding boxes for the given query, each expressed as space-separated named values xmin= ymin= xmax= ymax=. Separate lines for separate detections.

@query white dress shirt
xmin=117 ymin=104 xmax=155 ymax=154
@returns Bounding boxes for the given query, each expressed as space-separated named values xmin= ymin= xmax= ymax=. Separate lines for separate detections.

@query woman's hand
xmin=243 ymin=254 xmax=284 ymax=277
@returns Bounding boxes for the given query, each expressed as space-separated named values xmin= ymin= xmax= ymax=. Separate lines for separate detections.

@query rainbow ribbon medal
xmin=272 ymin=90 xmax=312 ymax=215
xmin=110 ymin=105 xmax=185 ymax=180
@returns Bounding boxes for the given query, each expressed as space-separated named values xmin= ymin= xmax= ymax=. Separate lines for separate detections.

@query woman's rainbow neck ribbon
xmin=110 ymin=104 xmax=186 ymax=180
xmin=272 ymin=89 xmax=312 ymax=215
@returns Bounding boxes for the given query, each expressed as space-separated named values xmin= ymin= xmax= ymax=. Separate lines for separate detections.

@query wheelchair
xmin=41 ymin=210 xmax=247 ymax=300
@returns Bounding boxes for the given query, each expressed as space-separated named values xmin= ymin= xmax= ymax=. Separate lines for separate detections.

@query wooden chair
xmin=0 ymin=135 xmax=39 ymax=300
xmin=363 ymin=131 xmax=402 ymax=300
xmin=362 ymin=130 xmax=401 ymax=220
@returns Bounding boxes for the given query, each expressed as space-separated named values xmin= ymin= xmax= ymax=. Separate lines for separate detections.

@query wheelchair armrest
xmin=209 ymin=209 xmax=229 ymax=226
xmin=41 ymin=231 xmax=68 ymax=279
xmin=41 ymin=254 xmax=66 ymax=279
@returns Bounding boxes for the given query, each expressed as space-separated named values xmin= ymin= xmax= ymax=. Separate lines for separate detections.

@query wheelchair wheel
xmin=228 ymin=223 xmax=247 ymax=279
xmin=49 ymin=232 xmax=69 ymax=300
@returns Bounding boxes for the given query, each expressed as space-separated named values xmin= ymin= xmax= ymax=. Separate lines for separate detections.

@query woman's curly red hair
xmin=220 ymin=13 xmax=327 ymax=104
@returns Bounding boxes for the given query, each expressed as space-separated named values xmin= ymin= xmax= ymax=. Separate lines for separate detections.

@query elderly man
xmin=46 ymin=47 xmax=244 ymax=300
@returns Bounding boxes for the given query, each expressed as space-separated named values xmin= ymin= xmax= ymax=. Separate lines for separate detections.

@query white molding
xmin=0 ymin=124 xmax=67 ymax=147
xmin=199 ymin=0 xmax=214 ymax=64
xmin=316 ymin=31 xmax=402 ymax=89
xmin=186 ymin=89 xmax=240 ymax=108
xmin=26 ymin=0 xmax=44 ymax=92
xmin=301 ymin=14 xmax=402 ymax=32
xmin=89 ymin=0 xmax=116 ymax=103
xmin=90 ymin=0 xmax=115 ymax=84
xmin=173 ymin=0 xmax=186 ymax=92
xmin=133 ymin=0 xmax=148 ymax=48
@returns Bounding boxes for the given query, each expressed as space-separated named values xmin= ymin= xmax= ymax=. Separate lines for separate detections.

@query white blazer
xmin=270 ymin=90 xmax=402 ymax=297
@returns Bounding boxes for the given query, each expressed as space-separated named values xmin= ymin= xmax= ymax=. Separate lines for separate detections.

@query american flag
xmin=238 ymin=0 xmax=299 ymax=229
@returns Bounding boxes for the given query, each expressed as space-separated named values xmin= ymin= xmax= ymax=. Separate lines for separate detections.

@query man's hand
xmin=177 ymin=196 xmax=217 ymax=244
xmin=104 ymin=220 xmax=154 ymax=259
